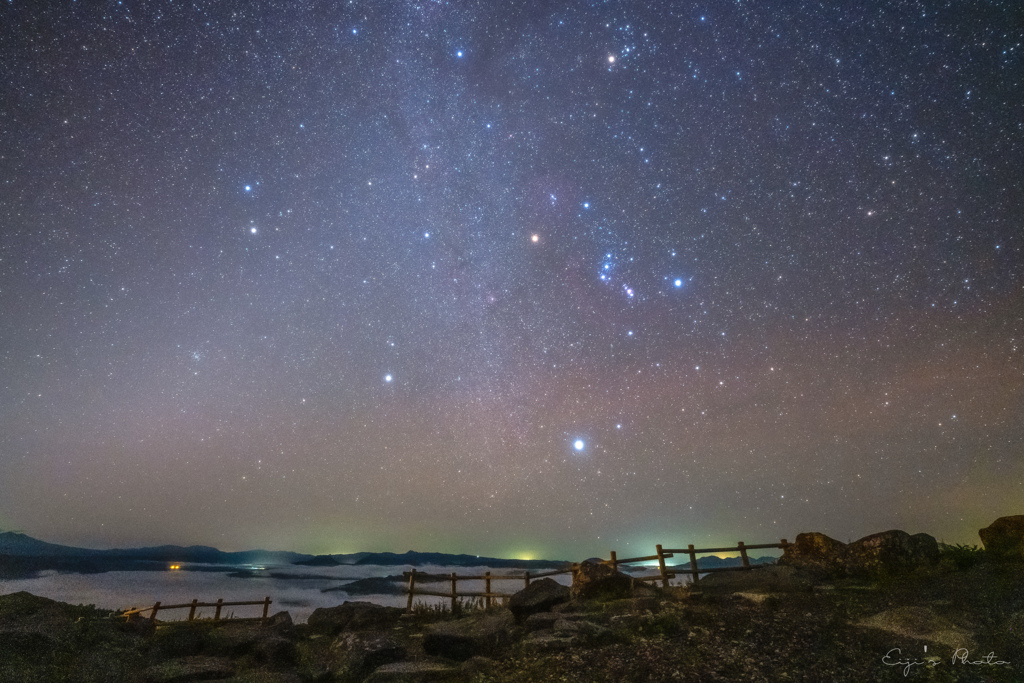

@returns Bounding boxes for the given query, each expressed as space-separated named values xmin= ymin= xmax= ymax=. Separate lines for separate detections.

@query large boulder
xmin=307 ymin=601 xmax=404 ymax=634
xmin=331 ymin=631 xmax=407 ymax=675
xmin=979 ymin=515 xmax=1024 ymax=561
xmin=570 ymin=560 xmax=632 ymax=601
xmin=779 ymin=530 xmax=939 ymax=577
xmin=845 ymin=530 xmax=939 ymax=575
xmin=777 ymin=532 xmax=847 ymax=575
xmin=422 ymin=611 xmax=514 ymax=661
xmin=507 ymin=578 xmax=569 ymax=622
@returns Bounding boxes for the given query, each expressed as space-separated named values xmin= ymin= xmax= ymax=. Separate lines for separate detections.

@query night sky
xmin=1 ymin=1 xmax=1022 ymax=560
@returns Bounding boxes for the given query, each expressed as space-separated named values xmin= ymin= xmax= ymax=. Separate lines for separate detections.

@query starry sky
xmin=1 ymin=1 xmax=1022 ymax=560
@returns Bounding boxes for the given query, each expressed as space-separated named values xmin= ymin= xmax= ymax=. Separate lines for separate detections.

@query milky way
xmin=1 ymin=1 xmax=1021 ymax=558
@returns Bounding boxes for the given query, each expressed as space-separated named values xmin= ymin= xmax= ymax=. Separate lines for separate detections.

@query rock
xmin=307 ymin=601 xmax=404 ymax=634
xmin=777 ymin=532 xmax=847 ymax=575
xmin=979 ymin=515 xmax=1024 ymax=561
xmin=856 ymin=606 xmax=975 ymax=650
xmin=253 ymin=635 xmax=298 ymax=666
xmin=265 ymin=611 xmax=292 ymax=630
xmin=507 ymin=578 xmax=570 ymax=622
xmin=332 ymin=631 xmax=407 ymax=671
xmin=519 ymin=631 xmax=576 ymax=653
xmin=779 ymin=531 xmax=939 ymax=577
xmin=363 ymin=661 xmax=460 ymax=682
xmin=144 ymin=655 xmax=234 ymax=682
xmin=697 ymin=565 xmax=812 ymax=593
xmin=422 ymin=611 xmax=514 ymax=661
xmin=845 ymin=530 xmax=939 ymax=575
xmin=460 ymin=655 xmax=495 ymax=676
xmin=523 ymin=612 xmax=561 ymax=632
xmin=570 ymin=560 xmax=632 ymax=601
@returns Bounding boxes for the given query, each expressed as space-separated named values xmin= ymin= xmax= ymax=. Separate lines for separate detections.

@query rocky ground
xmin=1 ymin=555 xmax=1022 ymax=683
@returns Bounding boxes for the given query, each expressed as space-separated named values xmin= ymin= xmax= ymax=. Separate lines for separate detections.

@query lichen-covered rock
xmin=779 ymin=530 xmax=938 ymax=577
xmin=570 ymin=560 xmax=632 ymax=601
xmin=777 ymin=532 xmax=847 ymax=575
xmin=422 ymin=611 xmax=514 ymax=661
xmin=845 ymin=530 xmax=939 ymax=575
xmin=307 ymin=601 xmax=403 ymax=634
xmin=507 ymin=578 xmax=569 ymax=622
xmin=331 ymin=630 xmax=407 ymax=675
xmin=979 ymin=515 xmax=1024 ymax=561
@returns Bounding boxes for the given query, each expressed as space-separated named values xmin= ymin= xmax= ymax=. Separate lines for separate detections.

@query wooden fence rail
xmin=403 ymin=567 xmax=574 ymax=612
xmin=402 ymin=539 xmax=790 ymax=611
xmin=120 ymin=597 xmax=273 ymax=624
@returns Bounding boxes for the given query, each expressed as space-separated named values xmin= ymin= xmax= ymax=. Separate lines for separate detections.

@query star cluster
xmin=0 ymin=1 xmax=1021 ymax=557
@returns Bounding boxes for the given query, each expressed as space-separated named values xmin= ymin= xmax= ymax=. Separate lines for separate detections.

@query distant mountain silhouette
xmin=0 ymin=532 xmax=569 ymax=578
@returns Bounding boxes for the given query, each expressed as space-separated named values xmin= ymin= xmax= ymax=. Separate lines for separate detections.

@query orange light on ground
xmin=169 ymin=564 xmax=181 ymax=570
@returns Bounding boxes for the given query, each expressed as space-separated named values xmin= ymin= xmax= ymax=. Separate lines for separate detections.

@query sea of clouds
xmin=0 ymin=562 xmax=579 ymax=623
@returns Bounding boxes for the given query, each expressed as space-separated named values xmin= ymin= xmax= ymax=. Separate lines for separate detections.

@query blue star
xmin=384 ymin=374 xmax=393 ymax=383
xmin=456 ymin=50 xmax=464 ymax=58
xmin=573 ymin=439 xmax=585 ymax=451
xmin=674 ymin=278 xmax=683 ymax=287
xmin=244 ymin=185 xmax=252 ymax=192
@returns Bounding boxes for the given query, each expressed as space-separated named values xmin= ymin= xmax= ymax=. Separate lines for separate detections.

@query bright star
xmin=674 ymin=279 xmax=682 ymax=287
xmin=608 ymin=55 xmax=615 ymax=63
xmin=456 ymin=50 xmax=463 ymax=57
xmin=583 ymin=202 xmax=590 ymax=208
xmin=244 ymin=185 xmax=252 ymax=192
xmin=250 ymin=227 xmax=257 ymax=234
xmin=531 ymin=234 xmax=539 ymax=243
xmin=384 ymin=374 xmax=393 ymax=383
xmin=574 ymin=439 xmax=585 ymax=451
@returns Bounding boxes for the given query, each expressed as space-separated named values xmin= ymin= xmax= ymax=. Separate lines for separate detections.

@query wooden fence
xmin=608 ymin=540 xmax=790 ymax=588
xmin=403 ymin=567 xmax=573 ymax=611
xmin=120 ymin=597 xmax=273 ymax=624
xmin=403 ymin=539 xmax=790 ymax=611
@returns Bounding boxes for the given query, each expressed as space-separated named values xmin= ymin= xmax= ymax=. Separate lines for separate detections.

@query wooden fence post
xmin=450 ymin=573 xmax=458 ymax=613
xmin=738 ymin=541 xmax=750 ymax=568
xmin=214 ymin=598 xmax=224 ymax=621
xmin=656 ymin=544 xmax=669 ymax=588
xmin=187 ymin=599 xmax=198 ymax=621
xmin=524 ymin=571 xmax=530 ymax=589
xmin=262 ymin=597 xmax=271 ymax=623
xmin=610 ymin=551 xmax=617 ymax=572
xmin=406 ymin=569 xmax=417 ymax=612
xmin=484 ymin=572 xmax=491 ymax=609
xmin=688 ymin=544 xmax=699 ymax=584
xmin=150 ymin=602 xmax=161 ymax=623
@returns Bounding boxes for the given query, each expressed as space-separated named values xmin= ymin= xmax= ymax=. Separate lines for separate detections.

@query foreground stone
xmin=422 ymin=611 xmax=514 ymax=660
xmin=570 ymin=559 xmax=632 ymax=601
xmin=363 ymin=661 xmax=460 ymax=682
xmin=306 ymin=601 xmax=404 ymax=634
xmin=332 ymin=630 xmax=407 ymax=673
xmin=145 ymin=655 xmax=233 ymax=682
xmin=979 ymin=515 xmax=1024 ymax=561
xmin=506 ymin=578 xmax=569 ymax=622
